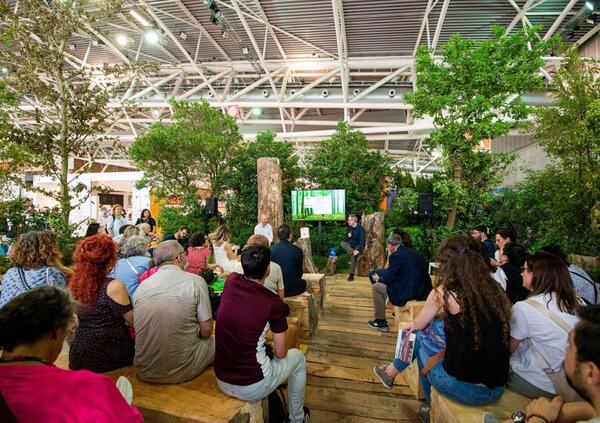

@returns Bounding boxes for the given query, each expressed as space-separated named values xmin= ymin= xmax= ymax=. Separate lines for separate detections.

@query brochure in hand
xmin=395 ymin=330 xmax=416 ymax=364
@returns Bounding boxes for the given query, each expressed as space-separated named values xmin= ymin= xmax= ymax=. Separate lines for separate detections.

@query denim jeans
xmin=392 ymin=331 xmax=504 ymax=406
xmin=217 ymin=349 xmax=306 ymax=423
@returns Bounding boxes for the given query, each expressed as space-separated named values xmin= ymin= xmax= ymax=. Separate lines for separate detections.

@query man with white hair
xmin=254 ymin=214 xmax=273 ymax=245
xmin=133 ymin=240 xmax=214 ymax=384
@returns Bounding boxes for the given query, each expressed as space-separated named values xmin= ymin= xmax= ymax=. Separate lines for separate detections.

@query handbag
xmin=524 ymin=299 xmax=582 ymax=402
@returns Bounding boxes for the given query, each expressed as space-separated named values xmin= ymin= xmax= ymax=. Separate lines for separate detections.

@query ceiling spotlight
xmin=289 ymin=89 xmax=296 ymax=96
xmin=251 ymin=107 xmax=263 ymax=117
xmin=586 ymin=14 xmax=597 ymax=25
xmin=586 ymin=1 xmax=595 ymax=11
xmin=241 ymin=46 xmax=249 ymax=55
xmin=227 ymin=105 xmax=239 ymax=117
xmin=116 ymin=34 xmax=129 ymax=46
xmin=321 ymin=89 xmax=329 ymax=97
xmin=207 ymin=91 xmax=215 ymax=98
xmin=151 ymin=109 xmax=161 ymax=119
xmin=221 ymin=30 xmax=230 ymax=40
xmin=91 ymin=39 xmax=99 ymax=47
xmin=352 ymin=88 xmax=360 ymax=96
xmin=179 ymin=31 xmax=188 ymax=40
xmin=144 ymin=29 xmax=160 ymax=44
xmin=68 ymin=43 xmax=76 ymax=51
xmin=130 ymin=9 xmax=152 ymax=27
xmin=388 ymin=89 xmax=396 ymax=98
xmin=262 ymin=89 xmax=270 ymax=98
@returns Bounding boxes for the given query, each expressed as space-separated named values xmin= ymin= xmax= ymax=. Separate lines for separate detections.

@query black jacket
xmin=271 ymin=240 xmax=306 ymax=297
xmin=382 ymin=246 xmax=432 ymax=306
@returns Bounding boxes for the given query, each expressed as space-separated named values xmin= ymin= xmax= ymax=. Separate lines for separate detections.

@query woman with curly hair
xmin=0 ymin=231 xmax=69 ymax=308
xmin=68 ymin=235 xmax=134 ymax=373
xmin=374 ymin=236 xmax=512 ymax=421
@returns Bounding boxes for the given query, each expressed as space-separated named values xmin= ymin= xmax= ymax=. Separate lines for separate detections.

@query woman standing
xmin=494 ymin=229 xmax=516 ymax=265
xmin=373 ymin=236 xmax=512 ymax=421
xmin=69 ymin=235 xmax=134 ymax=373
xmin=0 ymin=286 xmax=142 ymax=422
xmin=507 ymin=252 xmax=581 ymax=398
xmin=106 ymin=204 xmax=127 ymax=239
xmin=0 ymin=231 xmax=69 ymax=308
xmin=135 ymin=209 xmax=156 ymax=236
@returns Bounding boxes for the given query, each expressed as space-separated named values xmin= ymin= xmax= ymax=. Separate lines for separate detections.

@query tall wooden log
xmin=257 ymin=157 xmax=283 ymax=234
xmin=356 ymin=212 xmax=386 ymax=277
xmin=295 ymin=237 xmax=319 ymax=274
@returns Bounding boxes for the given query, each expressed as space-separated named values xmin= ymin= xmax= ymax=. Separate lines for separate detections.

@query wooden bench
xmin=402 ymin=360 xmax=425 ymax=400
xmin=302 ymin=273 xmax=326 ymax=312
xmin=104 ymin=366 xmax=265 ymax=423
xmin=266 ymin=316 xmax=300 ymax=349
xmin=387 ymin=300 xmax=427 ymax=330
xmin=284 ymin=292 xmax=319 ymax=339
xmin=430 ymin=387 xmax=530 ymax=423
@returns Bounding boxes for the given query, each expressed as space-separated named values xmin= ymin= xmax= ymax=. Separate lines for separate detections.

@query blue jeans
xmin=369 ymin=268 xmax=387 ymax=285
xmin=392 ymin=331 xmax=504 ymax=406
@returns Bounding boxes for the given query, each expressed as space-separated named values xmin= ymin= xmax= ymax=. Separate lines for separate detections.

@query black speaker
xmin=205 ymin=198 xmax=218 ymax=216
xmin=418 ymin=193 xmax=433 ymax=217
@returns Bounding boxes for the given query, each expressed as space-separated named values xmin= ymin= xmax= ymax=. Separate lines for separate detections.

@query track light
xmin=130 ymin=9 xmax=152 ymax=27
xmin=262 ymin=90 xmax=270 ymax=98
xmin=68 ymin=43 xmax=76 ymax=50
xmin=91 ymin=39 xmax=99 ymax=47
xmin=221 ymin=30 xmax=229 ymax=39
xmin=179 ymin=31 xmax=188 ymax=40
xmin=586 ymin=1 xmax=595 ymax=11
xmin=321 ymin=89 xmax=329 ymax=97
xmin=388 ymin=89 xmax=396 ymax=98
xmin=352 ymin=88 xmax=360 ymax=96
xmin=241 ymin=46 xmax=249 ymax=55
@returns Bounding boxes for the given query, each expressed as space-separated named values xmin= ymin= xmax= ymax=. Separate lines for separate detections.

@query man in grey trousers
xmin=340 ymin=214 xmax=365 ymax=281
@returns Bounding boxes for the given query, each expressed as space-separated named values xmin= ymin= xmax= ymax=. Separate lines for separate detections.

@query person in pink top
xmin=186 ymin=232 xmax=212 ymax=275
xmin=0 ymin=286 xmax=142 ymax=423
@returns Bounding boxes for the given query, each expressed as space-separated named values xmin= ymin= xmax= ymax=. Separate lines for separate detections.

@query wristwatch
xmin=511 ymin=411 xmax=526 ymax=423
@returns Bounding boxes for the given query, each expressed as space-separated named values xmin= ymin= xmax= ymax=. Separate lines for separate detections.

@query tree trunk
xmin=256 ymin=157 xmax=283 ymax=235
xmin=295 ymin=238 xmax=319 ymax=273
xmin=445 ymin=158 xmax=462 ymax=230
xmin=356 ymin=212 xmax=386 ymax=277
xmin=57 ymin=38 xmax=71 ymax=231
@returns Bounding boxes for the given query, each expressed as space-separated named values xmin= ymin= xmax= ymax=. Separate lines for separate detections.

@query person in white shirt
xmin=254 ymin=214 xmax=273 ymax=245
xmin=508 ymin=251 xmax=582 ymax=399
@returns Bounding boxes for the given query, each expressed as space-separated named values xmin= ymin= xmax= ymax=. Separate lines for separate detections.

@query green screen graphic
xmin=291 ymin=189 xmax=346 ymax=221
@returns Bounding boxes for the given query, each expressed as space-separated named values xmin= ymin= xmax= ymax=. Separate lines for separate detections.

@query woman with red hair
xmin=68 ymin=235 xmax=134 ymax=373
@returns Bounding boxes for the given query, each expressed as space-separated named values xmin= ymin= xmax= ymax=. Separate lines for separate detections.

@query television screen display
xmin=291 ymin=189 xmax=346 ymax=221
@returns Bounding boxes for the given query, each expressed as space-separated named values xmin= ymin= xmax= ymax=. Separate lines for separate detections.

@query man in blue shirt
xmin=340 ymin=214 xmax=365 ymax=281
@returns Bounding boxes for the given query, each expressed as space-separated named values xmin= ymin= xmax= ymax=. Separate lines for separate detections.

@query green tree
xmin=219 ymin=130 xmax=301 ymax=244
xmin=306 ymin=121 xmax=391 ymax=215
xmin=406 ymin=26 xmax=556 ymax=229
xmin=130 ymin=99 xmax=242 ymax=207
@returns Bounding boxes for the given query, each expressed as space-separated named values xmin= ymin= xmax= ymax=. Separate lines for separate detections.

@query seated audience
xmin=495 ymin=229 xmax=517 ymax=264
xmin=374 ymin=236 xmax=512 ymax=421
xmin=133 ymin=240 xmax=214 ymax=384
xmin=118 ymin=225 xmax=140 ymax=249
xmin=271 ymin=224 xmax=306 ymax=297
xmin=135 ymin=208 xmax=156 ymax=236
xmin=109 ymin=236 xmax=152 ymax=297
xmin=340 ymin=214 xmax=365 ymax=281
xmin=85 ymin=222 xmax=107 ymax=237
xmin=471 ymin=225 xmax=497 ymax=259
xmin=476 ymin=237 xmax=509 ymax=290
xmin=209 ymin=225 xmax=243 ymax=273
xmin=163 ymin=226 xmax=190 ymax=250
xmin=186 ymin=232 xmax=211 ymax=275
xmin=254 ymin=214 xmax=273 ymax=244
xmin=368 ymin=233 xmax=432 ymax=332
xmin=215 ymin=245 xmax=309 ymax=423
xmin=0 ymin=231 xmax=69 ymax=308
xmin=484 ymin=305 xmax=600 ymax=423
xmin=539 ymin=245 xmax=599 ymax=305
xmin=0 ymin=286 xmax=142 ymax=422
xmin=137 ymin=223 xmax=152 ymax=242
xmin=501 ymin=242 xmax=530 ymax=304
xmin=247 ymin=234 xmax=285 ymax=299
xmin=69 ymin=235 xmax=134 ymax=373
xmin=507 ymin=252 xmax=582 ymax=399
xmin=106 ymin=204 xmax=127 ymax=239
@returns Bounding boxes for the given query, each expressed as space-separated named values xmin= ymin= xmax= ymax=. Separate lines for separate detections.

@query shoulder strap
xmin=526 ymin=338 xmax=553 ymax=374
xmin=524 ymin=299 xmax=573 ymax=333
xmin=17 ymin=267 xmax=32 ymax=291
xmin=125 ymin=259 xmax=140 ymax=276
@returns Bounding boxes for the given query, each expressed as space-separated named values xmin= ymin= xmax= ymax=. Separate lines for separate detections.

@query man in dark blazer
xmin=368 ymin=234 xmax=432 ymax=332
xmin=270 ymin=224 xmax=306 ymax=297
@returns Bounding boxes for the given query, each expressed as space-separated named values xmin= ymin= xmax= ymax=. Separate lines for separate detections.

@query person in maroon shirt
xmin=214 ymin=245 xmax=310 ymax=423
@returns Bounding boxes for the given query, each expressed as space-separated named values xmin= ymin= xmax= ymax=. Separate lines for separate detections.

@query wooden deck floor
xmin=302 ymin=274 xmax=419 ymax=422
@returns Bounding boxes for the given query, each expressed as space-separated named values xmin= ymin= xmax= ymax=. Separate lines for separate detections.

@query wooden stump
xmin=284 ymin=292 xmax=319 ymax=339
xmin=267 ymin=316 xmax=300 ymax=350
xmin=323 ymin=255 xmax=337 ymax=276
xmin=356 ymin=212 xmax=386 ymax=277
xmin=303 ymin=273 xmax=326 ymax=312
xmin=295 ymin=237 xmax=319 ymax=274
xmin=257 ymin=158 xmax=283 ymax=234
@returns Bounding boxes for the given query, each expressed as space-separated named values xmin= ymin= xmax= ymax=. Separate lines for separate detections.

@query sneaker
xmin=417 ymin=404 xmax=430 ymax=423
xmin=373 ymin=365 xmax=394 ymax=389
xmin=347 ymin=273 xmax=354 ymax=281
xmin=482 ymin=412 xmax=501 ymax=423
xmin=303 ymin=406 xmax=311 ymax=422
xmin=368 ymin=319 xmax=390 ymax=332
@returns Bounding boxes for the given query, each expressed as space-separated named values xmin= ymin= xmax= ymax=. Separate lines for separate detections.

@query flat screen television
xmin=291 ymin=189 xmax=346 ymax=221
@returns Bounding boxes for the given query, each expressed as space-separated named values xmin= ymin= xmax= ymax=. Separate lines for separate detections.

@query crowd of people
xmin=0 ymin=205 xmax=599 ymax=423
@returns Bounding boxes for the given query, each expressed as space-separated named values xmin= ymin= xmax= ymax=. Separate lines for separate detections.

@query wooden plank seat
xmin=402 ymin=360 xmax=425 ymax=400
xmin=430 ymin=387 xmax=530 ymax=423
xmin=386 ymin=300 xmax=427 ymax=330
xmin=284 ymin=292 xmax=319 ymax=339
xmin=266 ymin=316 xmax=300 ymax=350
xmin=302 ymin=273 xmax=326 ymax=312
xmin=103 ymin=366 xmax=266 ymax=423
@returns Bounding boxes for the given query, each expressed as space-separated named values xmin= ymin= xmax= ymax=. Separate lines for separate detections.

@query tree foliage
xmin=406 ymin=26 xmax=557 ymax=228
xmin=0 ymin=0 xmax=150 ymax=230
xmin=219 ymin=130 xmax=301 ymax=244
xmin=306 ymin=121 xmax=391 ymax=215
xmin=129 ymin=99 xmax=242 ymax=207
